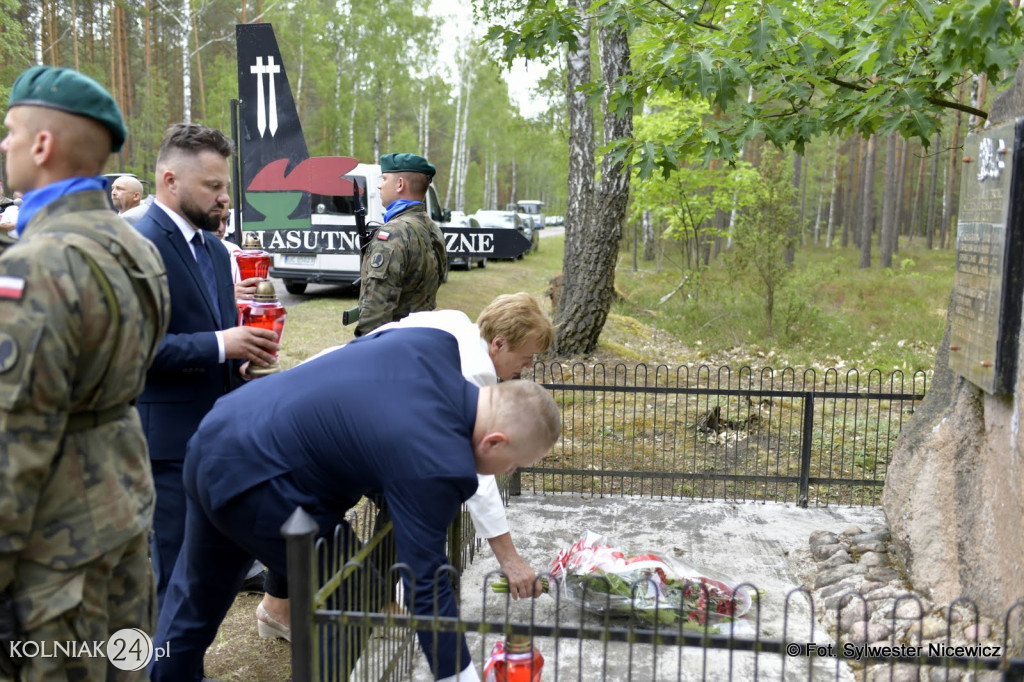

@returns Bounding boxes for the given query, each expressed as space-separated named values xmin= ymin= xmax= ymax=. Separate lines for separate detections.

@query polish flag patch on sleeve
xmin=376 ymin=231 xmax=390 ymax=241
xmin=0 ymin=276 xmax=25 ymax=300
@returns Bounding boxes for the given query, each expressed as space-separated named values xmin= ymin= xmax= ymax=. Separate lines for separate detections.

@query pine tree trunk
xmin=880 ymin=133 xmax=898 ymax=268
xmin=842 ymin=137 xmax=860 ymax=248
xmin=940 ymin=80 xmax=967 ymax=249
xmin=813 ymin=147 xmax=825 ymax=246
xmin=908 ymin=145 xmax=927 ymax=245
xmin=926 ymin=133 xmax=941 ymax=249
xmin=893 ymin=137 xmax=908 ymax=254
xmin=859 ymin=134 xmax=877 ymax=269
xmin=785 ymin=153 xmax=800 ymax=265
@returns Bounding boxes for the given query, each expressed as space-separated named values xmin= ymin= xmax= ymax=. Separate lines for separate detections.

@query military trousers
xmin=7 ymin=531 xmax=154 ymax=682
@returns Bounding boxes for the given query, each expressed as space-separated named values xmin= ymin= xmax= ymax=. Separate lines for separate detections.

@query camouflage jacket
xmin=354 ymin=203 xmax=447 ymax=336
xmin=0 ymin=190 xmax=170 ymax=621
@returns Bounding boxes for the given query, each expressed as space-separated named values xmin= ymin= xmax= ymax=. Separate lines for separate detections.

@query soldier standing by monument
xmin=0 ymin=65 xmax=170 ymax=677
xmin=353 ymin=153 xmax=447 ymax=336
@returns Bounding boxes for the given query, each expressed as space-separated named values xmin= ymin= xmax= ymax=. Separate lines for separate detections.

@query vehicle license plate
xmin=283 ymin=255 xmax=315 ymax=266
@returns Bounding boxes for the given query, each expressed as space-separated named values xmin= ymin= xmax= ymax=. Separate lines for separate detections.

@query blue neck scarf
xmin=16 ymin=176 xmax=108 ymax=236
xmin=383 ymin=199 xmax=423 ymax=223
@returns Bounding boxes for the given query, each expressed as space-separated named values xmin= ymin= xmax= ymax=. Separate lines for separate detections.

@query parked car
xmin=473 ymin=210 xmax=535 ymax=259
xmin=444 ymin=212 xmax=487 ymax=270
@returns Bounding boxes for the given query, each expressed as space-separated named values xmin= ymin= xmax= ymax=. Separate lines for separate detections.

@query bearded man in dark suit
xmin=135 ymin=123 xmax=279 ymax=607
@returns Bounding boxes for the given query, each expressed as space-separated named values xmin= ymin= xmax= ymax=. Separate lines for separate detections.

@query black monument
xmin=949 ymin=118 xmax=1024 ymax=394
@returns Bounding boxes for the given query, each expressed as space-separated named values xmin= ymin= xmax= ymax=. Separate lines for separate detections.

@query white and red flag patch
xmin=0 ymin=276 xmax=24 ymax=300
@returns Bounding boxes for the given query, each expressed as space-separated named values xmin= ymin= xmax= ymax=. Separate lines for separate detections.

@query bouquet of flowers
xmin=548 ymin=531 xmax=754 ymax=633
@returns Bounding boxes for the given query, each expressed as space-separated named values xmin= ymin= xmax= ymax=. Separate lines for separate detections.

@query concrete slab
xmin=407 ymin=495 xmax=886 ymax=681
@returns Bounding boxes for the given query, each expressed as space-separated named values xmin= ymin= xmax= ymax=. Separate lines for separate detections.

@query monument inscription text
xmin=948 ymin=119 xmax=1024 ymax=394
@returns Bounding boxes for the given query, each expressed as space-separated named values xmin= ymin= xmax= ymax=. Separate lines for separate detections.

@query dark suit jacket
xmin=186 ymin=328 xmax=479 ymax=678
xmin=136 ymin=202 xmax=242 ymax=462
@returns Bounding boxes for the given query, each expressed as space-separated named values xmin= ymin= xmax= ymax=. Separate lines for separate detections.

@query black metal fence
xmin=282 ymin=362 xmax=976 ymax=681
xmin=282 ymin=507 xmax=1024 ymax=682
xmin=522 ymin=363 xmax=928 ymax=507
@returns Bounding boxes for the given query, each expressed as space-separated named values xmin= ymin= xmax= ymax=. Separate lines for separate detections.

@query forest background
xmin=1 ymin=0 xmax=1023 ymax=365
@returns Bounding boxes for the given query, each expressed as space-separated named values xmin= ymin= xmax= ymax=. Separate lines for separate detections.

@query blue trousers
xmin=151 ymin=467 xmax=366 ymax=681
xmin=149 ymin=459 xmax=186 ymax=609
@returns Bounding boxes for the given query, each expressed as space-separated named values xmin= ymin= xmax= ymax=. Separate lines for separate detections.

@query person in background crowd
xmin=215 ymin=204 xmax=242 ymax=283
xmin=120 ymin=192 xmax=153 ymax=226
xmin=0 ymin=65 xmax=170 ymax=679
xmin=110 ymin=174 xmax=143 ymax=214
xmin=0 ymin=191 xmax=23 ymax=231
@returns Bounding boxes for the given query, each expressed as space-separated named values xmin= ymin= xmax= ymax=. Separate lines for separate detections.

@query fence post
xmin=283 ymin=506 xmax=319 ymax=682
xmin=798 ymin=391 xmax=815 ymax=508
xmin=509 ymin=471 xmax=522 ymax=496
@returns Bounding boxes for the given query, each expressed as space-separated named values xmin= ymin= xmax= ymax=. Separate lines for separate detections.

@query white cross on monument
xmin=250 ymin=56 xmax=282 ymax=138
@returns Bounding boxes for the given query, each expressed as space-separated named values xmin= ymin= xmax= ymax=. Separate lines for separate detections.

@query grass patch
xmin=613 ymin=241 xmax=954 ymax=372
xmin=277 ymin=234 xmax=954 ymax=374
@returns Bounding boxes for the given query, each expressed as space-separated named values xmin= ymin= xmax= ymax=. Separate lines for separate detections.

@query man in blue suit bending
xmin=135 ymin=123 xmax=279 ymax=606
xmin=151 ymin=327 xmax=561 ymax=682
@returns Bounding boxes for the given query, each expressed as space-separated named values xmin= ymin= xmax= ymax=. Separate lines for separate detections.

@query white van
xmin=267 ymin=163 xmax=452 ymax=295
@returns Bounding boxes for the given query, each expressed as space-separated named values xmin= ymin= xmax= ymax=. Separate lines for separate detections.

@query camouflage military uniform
xmin=354 ymin=203 xmax=447 ymax=336
xmin=0 ymin=190 xmax=170 ymax=681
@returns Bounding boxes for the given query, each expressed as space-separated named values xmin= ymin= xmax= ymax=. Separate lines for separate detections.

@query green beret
xmin=380 ymin=152 xmax=436 ymax=178
xmin=8 ymin=66 xmax=126 ymax=153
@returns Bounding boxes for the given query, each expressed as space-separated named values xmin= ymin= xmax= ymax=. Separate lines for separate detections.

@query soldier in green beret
xmin=353 ymin=152 xmax=447 ymax=337
xmin=0 ymin=65 xmax=170 ymax=678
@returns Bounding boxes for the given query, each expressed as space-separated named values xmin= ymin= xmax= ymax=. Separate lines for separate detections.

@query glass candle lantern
xmin=242 ymin=279 xmax=287 ymax=377
xmin=236 ymin=232 xmax=272 ymax=281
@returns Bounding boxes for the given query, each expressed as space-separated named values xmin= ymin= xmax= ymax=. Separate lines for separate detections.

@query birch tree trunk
xmin=444 ymin=86 xmax=462 ymax=209
xmin=555 ymin=17 xmax=631 ymax=355
xmin=456 ymin=82 xmax=472 ymax=211
xmin=642 ymin=209 xmax=655 ymax=261
xmin=180 ymin=0 xmax=191 ymax=122
xmin=348 ymin=71 xmax=358 ymax=155
xmin=826 ymin=138 xmax=839 ymax=248
xmin=553 ymin=0 xmax=595 ymax=353
xmin=71 ymin=0 xmax=80 ymax=70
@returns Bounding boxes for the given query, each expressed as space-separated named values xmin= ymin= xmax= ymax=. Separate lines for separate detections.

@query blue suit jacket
xmin=136 ymin=202 xmax=241 ymax=462
xmin=187 ymin=328 xmax=480 ymax=677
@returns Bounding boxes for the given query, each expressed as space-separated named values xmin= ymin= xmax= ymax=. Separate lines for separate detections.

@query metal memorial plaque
xmin=949 ymin=119 xmax=1024 ymax=394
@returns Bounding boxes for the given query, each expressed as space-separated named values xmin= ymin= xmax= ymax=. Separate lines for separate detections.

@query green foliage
xmin=2 ymin=0 xmax=567 ymax=216
xmin=630 ymin=91 xmax=759 ymax=271
xmin=483 ymin=0 xmax=1024 ymax=169
xmin=726 ymin=149 xmax=800 ymax=334
xmin=0 ymin=0 xmax=30 ymax=127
